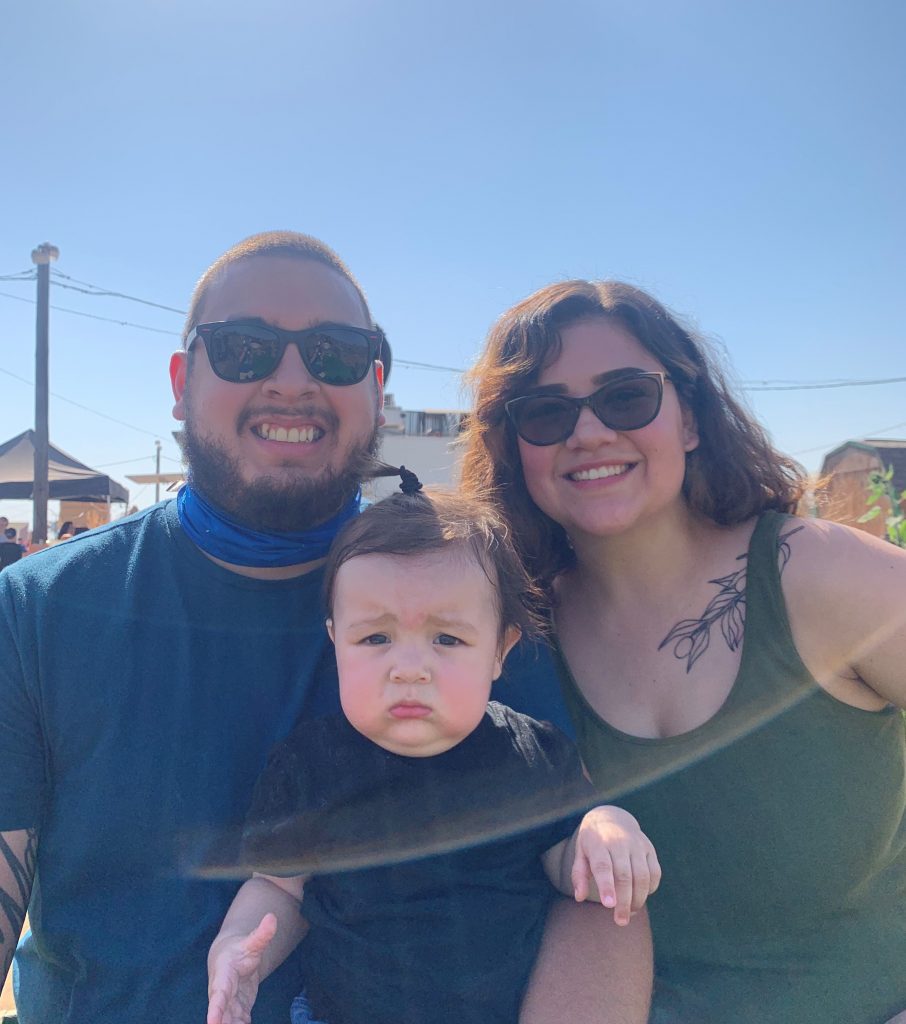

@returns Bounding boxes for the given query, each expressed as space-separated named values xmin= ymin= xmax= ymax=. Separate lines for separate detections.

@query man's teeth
xmin=570 ymin=464 xmax=630 ymax=481
xmin=256 ymin=424 xmax=319 ymax=443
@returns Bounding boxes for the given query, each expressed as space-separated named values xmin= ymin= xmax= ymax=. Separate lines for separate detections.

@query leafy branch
xmin=858 ymin=464 xmax=906 ymax=548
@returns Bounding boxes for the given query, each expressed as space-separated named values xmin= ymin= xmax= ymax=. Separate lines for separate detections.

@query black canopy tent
xmin=0 ymin=429 xmax=129 ymax=503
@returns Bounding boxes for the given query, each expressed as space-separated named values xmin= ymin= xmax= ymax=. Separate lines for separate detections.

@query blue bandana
xmin=176 ymin=483 xmax=361 ymax=568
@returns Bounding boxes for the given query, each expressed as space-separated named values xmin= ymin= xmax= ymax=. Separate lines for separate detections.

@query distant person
xmin=0 ymin=529 xmax=23 ymax=572
xmin=207 ymin=486 xmax=660 ymax=1024
xmin=0 ymin=235 xmax=651 ymax=1024
xmin=461 ymin=279 xmax=906 ymax=1023
xmin=56 ymin=521 xmax=73 ymax=541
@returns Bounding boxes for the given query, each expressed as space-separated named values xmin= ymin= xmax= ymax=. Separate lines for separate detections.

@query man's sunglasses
xmin=505 ymin=371 xmax=671 ymax=446
xmin=186 ymin=321 xmax=386 ymax=386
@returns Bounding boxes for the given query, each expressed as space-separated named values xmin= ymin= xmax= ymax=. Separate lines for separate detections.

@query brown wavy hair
xmin=459 ymin=280 xmax=806 ymax=591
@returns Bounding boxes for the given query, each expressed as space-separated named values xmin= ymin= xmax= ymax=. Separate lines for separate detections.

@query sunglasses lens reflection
xmin=301 ymin=329 xmax=374 ymax=385
xmin=207 ymin=326 xmax=375 ymax=385
xmin=209 ymin=325 xmax=283 ymax=382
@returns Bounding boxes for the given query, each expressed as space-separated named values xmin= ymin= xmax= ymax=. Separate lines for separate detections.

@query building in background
xmin=366 ymin=394 xmax=467 ymax=500
xmin=812 ymin=438 xmax=906 ymax=539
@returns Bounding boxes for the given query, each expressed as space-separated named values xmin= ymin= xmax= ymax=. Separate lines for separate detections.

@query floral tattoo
xmin=658 ymin=525 xmax=804 ymax=672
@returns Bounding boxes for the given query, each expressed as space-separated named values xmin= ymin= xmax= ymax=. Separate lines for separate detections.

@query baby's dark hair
xmin=323 ymin=486 xmax=546 ymax=647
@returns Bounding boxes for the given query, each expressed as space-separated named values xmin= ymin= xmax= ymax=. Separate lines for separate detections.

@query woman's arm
xmin=520 ymin=898 xmax=653 ymax=1024
xmin=783 ymin=520 xmax=906 ymax=708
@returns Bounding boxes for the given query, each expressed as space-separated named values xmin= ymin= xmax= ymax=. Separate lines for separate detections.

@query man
xmin=0 ymin=232 xmax=651 ymax=1023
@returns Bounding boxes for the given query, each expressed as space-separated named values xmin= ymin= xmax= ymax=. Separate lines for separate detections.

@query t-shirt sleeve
xmin=240 ymin=729 xmax=323 ymax=873
xmin=0 ymin=574 xmax=47 ymax=829
xmin=500 ymin=708 xmax=597 ymax=853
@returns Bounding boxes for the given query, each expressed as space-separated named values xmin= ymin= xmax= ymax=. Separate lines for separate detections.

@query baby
xmin=208 ymin=485 xmax=659 ymax=1024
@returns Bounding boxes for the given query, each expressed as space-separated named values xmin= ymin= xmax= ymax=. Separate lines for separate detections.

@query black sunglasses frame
xmin=186 ymin=320 xmax=386 ymax=386
xmin=505 ymin=371 xmax=671 ymax=446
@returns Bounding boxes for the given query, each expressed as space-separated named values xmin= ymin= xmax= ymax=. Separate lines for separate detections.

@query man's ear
xmin=170 ymin=351 xmax=188 ymax=422
xmin=326 ymin=618 xmax=335 ymax=643
xmin=493 ymin=625 xmax=522 ymax=681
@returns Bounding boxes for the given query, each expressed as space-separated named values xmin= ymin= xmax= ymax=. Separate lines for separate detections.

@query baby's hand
xmin=207 ymin=914 xmax=277 ymax=1024
xmin=571 ymin=805 xmax=661 ymax=926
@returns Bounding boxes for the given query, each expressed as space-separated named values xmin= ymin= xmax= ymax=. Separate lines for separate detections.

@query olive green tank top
xmin=557 ymin=512 xmax=906 ymax=1023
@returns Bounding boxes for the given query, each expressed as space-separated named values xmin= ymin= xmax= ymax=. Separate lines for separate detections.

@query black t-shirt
xmin=243 ymin=702 xmax=595 ymax=1024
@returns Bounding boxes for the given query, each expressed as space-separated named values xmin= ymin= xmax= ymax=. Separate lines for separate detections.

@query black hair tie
xmin=399 ymin=466 xmax=423 ymax=495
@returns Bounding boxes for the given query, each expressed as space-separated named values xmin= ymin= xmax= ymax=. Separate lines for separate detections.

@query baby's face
xmin=328 ymin=549 xmax=520 ymax=756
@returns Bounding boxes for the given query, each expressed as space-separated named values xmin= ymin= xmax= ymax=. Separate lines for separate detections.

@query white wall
xmin=368 ymin=433 xmax=463 ymax=499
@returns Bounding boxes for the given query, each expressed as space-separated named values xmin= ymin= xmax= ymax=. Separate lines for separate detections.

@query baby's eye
xmin=434 ymin=634 xmax=463 ymax=647
xmin=361 ymin=633 xmax=390 ymax=645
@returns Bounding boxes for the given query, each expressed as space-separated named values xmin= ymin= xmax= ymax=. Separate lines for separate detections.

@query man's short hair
xmin=182 ymin=231 xmax=373 ymax=346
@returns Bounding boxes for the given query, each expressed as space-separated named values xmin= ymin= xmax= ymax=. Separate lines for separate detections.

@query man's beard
xmin=178 ymin=413 xmax=381 ymax=533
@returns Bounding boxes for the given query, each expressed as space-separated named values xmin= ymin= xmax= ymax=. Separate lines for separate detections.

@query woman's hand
xmin=206 ymin=913 xmax=278 ymax=1024
xmin=571 ymin=805 xmax=662 ymax=926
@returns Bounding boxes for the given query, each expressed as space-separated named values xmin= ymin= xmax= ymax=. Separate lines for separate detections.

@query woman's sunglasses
xmin=505 ymin=371 xmax=670 ymax=446
xmin=186 ymin=320 xmax=385 ymax=386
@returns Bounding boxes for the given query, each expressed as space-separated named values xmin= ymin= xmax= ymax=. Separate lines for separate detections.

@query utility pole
xmin=155 ymin=440 xmax=162 ymax=503
xmin=31 ymin=242 xmax=59 ymax=546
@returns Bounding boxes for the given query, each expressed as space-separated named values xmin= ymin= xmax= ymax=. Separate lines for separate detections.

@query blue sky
xmin=2 ymin=0 xmax=904 ymax=524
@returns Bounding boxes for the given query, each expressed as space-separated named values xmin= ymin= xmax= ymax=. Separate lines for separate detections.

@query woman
xmin=460 ymin=280 xmax=906 ymax=1023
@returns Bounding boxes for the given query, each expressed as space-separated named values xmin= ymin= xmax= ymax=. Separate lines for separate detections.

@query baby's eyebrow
xmin=426 ymin=616 xmax=475 ymax=631
xmin=344 ymin=612 xmax=395 ymax=629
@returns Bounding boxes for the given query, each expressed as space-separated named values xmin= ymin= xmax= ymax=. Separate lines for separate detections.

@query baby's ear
xmin=326 ymin=618 xmax=335 ymax=643
xmin=493 ymin=625 xmax=522 ymax=680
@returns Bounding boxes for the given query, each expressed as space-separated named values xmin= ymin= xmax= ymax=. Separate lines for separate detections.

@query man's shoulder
xmin=0 ymin=503 xmax=175 ymax=592
xmin=491 ymin=636 xmax=576 ymax=739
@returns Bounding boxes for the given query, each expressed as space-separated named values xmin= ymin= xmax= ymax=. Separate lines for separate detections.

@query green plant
xmin=858 ymin=465 xmax=906 ymax=547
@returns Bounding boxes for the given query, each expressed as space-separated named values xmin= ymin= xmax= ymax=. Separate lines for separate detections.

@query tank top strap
xmin=731 ymin=510 xmax=816 ymax=709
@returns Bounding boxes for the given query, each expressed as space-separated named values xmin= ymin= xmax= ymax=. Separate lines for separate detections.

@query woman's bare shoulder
xmin=782 ymin=515 xmax=906 ymax=580
xmin=781 ymin=516 xmax=906 ymax=707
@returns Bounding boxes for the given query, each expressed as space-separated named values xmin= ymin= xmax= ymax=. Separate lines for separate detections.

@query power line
xmin=93 ymin=456 xmax=157 ymax=468
xmin=0 ymin=270 xmax=36 ymax=281
xmin=50 ymin=278 xmax=187 ymax=315
xmin=0 ymin=290 xmax=180 ymax=335
xmin=744 ymin=376 xmax=906 ymax=392
xmin=792 ymin=420 xmax=906 ymax=457
xmin=0 ymin=365 xmax=167 ymax=439
xmin=393 ymin=358 xmax=465 ymax=373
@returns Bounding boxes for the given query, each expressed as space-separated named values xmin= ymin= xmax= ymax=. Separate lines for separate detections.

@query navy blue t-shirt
xmin=0 ymin=501 xmax=571 ymax=1024
xmin=0 ymin=502 xmax=340 ymax=1023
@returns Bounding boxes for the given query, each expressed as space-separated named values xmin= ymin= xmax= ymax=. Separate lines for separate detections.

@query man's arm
xmin=520 ymin=898 xmax=653 ymax=1024
xmin=0 ymin=828 xmax=37 ymax=988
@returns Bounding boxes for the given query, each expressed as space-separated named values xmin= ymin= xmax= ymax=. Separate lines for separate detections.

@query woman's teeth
xmin=255 ymin=424 xmax=319 ymax=443
xmin=569 ymin=464 xmax=630 ymax=481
